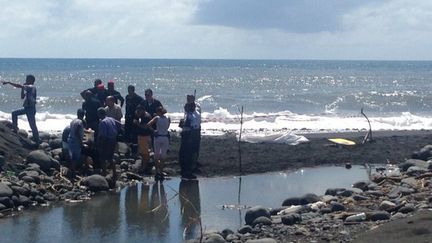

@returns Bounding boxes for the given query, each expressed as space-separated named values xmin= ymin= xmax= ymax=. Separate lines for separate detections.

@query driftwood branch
xmin=361 ymin=108 xmax=373 ymax=144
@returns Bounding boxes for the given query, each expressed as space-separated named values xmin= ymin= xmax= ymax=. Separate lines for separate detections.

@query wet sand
xmin=166 ymin=130 xmax=432 ymax=177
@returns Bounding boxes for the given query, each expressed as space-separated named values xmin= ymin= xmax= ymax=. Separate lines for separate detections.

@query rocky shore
xmin=1 ymin=118 xmax=432 ymax=242
xmin=196 ymin=146 xmax=432 ymax=242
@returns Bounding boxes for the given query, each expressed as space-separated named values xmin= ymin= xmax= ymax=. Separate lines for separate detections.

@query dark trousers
xmin=12 ymin=106 xmax=39 ymax=142
xmin=179 ymin=129 xmax=200 ymax=176
xmin=125 ymin=118 xmax=138 ymax=153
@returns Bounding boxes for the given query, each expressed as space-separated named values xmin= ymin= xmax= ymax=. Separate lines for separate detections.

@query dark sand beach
xmin=166 ymin=130 xmax=432 ymax=177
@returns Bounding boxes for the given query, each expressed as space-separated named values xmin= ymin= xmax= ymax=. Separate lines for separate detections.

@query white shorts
xmin=154 ymin=136 xmax=169 ymax=160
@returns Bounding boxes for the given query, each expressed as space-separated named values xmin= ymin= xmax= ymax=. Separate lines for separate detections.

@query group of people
xmin=2 ymin=75 xmax=202 ymax=181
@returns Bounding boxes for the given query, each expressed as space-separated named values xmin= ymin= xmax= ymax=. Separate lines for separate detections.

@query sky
xmin=0 ymin=0 xmax=431 ymax=60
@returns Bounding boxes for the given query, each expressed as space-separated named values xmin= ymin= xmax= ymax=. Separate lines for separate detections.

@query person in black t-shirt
xmin=141 ymin=89 xmax=163 ymax=118
xmin=82 ymin=90 xmax=102 ymax=134
xmin=125 ymin=85 xmax=144 ymax=148
xmin=107 ymin=80 xmax=124 ymax=107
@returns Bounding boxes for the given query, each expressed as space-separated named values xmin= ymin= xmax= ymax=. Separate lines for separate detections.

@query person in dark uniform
xmin=82 ymin=90 xmax=102 ymax=135
xmin=107 ymin=80 xmax=124 ymax=107
xmin=125 ymin=85 xmax=144 ymax=152
xmin=179 ymin=102 xmax=201 ymax=180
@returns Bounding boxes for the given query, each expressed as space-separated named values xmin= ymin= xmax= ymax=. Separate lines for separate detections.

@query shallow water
xmin=0 ymin=166 xmax=369 ymax=243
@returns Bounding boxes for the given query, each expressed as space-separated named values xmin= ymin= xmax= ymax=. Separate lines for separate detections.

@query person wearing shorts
xmin=147 ymin=106 xmax=171 ymax=181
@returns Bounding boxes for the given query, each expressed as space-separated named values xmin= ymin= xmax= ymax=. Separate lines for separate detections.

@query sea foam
xmin=1 ymin=108 xmax=432 ymax=136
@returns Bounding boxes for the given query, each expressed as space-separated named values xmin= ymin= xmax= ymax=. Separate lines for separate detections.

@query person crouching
xmin=97 ymin=107 xmax=121 ymax=178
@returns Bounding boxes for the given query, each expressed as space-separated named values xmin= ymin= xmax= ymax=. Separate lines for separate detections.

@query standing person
xmin=80 ymin=79 xmax=102 ymax=99
xmin=179 ymin=102 xmax=201 ymax=180
xmin=141 ymin=89 xmax=163 ymax=118
xmin=67 ymin=109 xmax=86 ymax=172
xmin=2 ymin=75 xmax=40 ymax=143
xmin=125 ymin=85 xmax=143 ymax=151
xmin=186 ymin=94 xmax=202 ymax=172
xmin=146 ymin=106 xmax=171 ymax=181
xmin=133 ymin=105 xmax=153 ymax=175
xmin=82 ymin=90 xmax=102 ymax=134
xmin=107 ymin=80 xmax=124 ymax=107
xmin=95 ymin=83 xmax=109 ymax=106
xmin=97 ymin=108 xmax=121 ymax=177
xmin=104 ymin=96 xmax=123 ymax=122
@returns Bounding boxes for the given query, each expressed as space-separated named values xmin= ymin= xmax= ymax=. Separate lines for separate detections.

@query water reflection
xmin=0 ymin=166 xmax=371 ymax=243
xmin=179 ymin=180 xmax=201 ymax=240
xmin=125 ymin=183 xmax=170 ymax=241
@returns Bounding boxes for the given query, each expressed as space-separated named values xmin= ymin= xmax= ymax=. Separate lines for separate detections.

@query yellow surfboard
xmin=328 ymin=138 xmax=356 ymax=146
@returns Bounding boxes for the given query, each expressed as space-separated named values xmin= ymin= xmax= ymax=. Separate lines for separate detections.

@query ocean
xmin=1 ymin=58 xmax=432 ymax=134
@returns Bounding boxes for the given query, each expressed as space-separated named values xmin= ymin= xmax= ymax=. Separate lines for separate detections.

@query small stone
xmin=330 ymin=202 xmax=345 ymax=212
xmin=245 ymin=238 xmax=277 ymax=243
xmin=220 ymin=229 xmax=234 ymax=239
xmin=345 ymin=213 xmax=366 ymax=222
xmin=203 ymin=233 xmax=226 ymax=243
xmin=120 ymin=161 xmax=129 ymax=170
xmin=281 ymin=213 xmax=301 ymax=225
xmin=238 ymin=225 xmax=253 ymax=234
xmin=353 ymin=195 xmax=368 ymax=201
xmin=352 ymin=181 xmax=369 ymax=191
xmin=43 ymin=192 xmax=57 ymax=201
xmin=325 ymin=188 xmax=346 ymax=196
xmin=369 ymin=211 xmax=391 ymax=221
xmin=82 ymin=174 xmax=109 ymax=192
xmin=252 ymin=216 xmax=272 ymax=227
xmin=379 ymin=200 xmax=396 ymax=211
xmin=398 ymin=205 xmax=415 ymax=214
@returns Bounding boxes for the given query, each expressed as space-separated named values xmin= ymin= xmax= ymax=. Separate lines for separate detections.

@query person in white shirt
xmin=147 ymin=106 xmax=171 ymax=181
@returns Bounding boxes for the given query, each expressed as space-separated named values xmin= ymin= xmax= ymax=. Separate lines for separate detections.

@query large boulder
xmin=412 ymin=145 xmax=432 ymax=161
xmin=245 ymin=206 xmax=270 ymax=225
xmin=282 ymin=193 xmax=319 ymax=206
xmin=82 ymin=175 xmax=109 ymax=192
xmin=399 ymin=159 xmax=428 ymax=172
xmin=0 ymin=183 xmax=13 ymax=197
xmin=26 ymin=150 xmax=60 ymax=172
xmin=48 ymin=139 xmax=63 ymax=149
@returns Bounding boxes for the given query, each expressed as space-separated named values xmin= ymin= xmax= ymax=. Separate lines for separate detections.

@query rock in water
xmin=26 ymin=150 xmax=60 ymax=172
xmin=0 ymin=183 xmax=13 ymax=197
xmin=282 ymin=193 xmax=319 ymax=206
xmin=245 ymin=206 xmax=270 ymax=225
xmin=203 ymin=233 xmax=226 ymax=243
xmin=82 ymin=175 xmax=109 ymax=192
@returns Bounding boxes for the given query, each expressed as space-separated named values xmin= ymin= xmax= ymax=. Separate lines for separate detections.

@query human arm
xmin=2 ymin=81 xmax=24 ymax=89
xmin=146 ymin=116 xmax=158 ymax=127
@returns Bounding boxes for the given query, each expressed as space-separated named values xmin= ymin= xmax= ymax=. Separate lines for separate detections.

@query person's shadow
xmin=179 ymin=180 xmax=201 ymax=240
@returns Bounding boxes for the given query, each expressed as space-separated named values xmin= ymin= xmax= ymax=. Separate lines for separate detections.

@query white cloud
xmin=0 ymin=0 xmax=431 ymax=59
